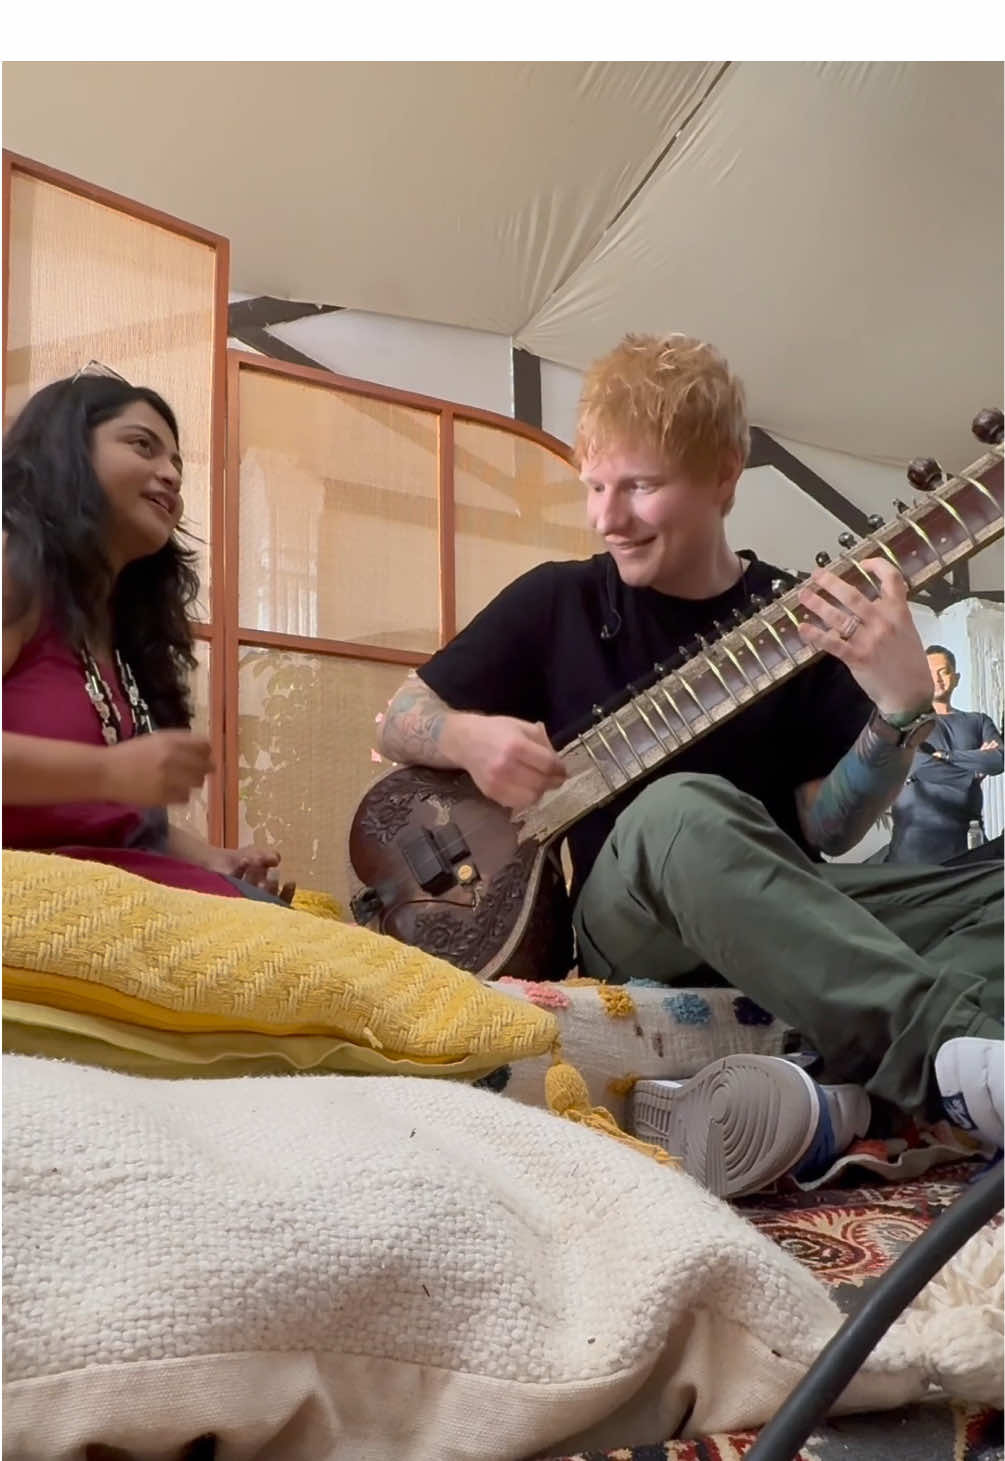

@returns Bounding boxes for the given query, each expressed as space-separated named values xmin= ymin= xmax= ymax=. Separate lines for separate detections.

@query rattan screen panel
xmin=5 ymin=171 xmax=218 ymax=612
xmin=237 ymin=647 xmax=407 ymax=909
xmin=237 ymin=371 xmax=441 ymax=653
xmin=452 ymin=419 xmax=593 ymax=628
xmin=167 ymin=638 xmax=211 ymax=840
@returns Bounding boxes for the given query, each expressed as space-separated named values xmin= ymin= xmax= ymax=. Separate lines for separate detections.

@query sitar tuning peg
xmin=907 ymin=457 xmax=942 ymax=492
xmin=972 ymin=408 xmax=1004 ymax=446
xmin=750 ymin=594 xmax=766 ymax=610
xmin=814 ymin=550 xmax=831 ymax=567
xmin=837 ymin=531 xmax=857 ymax=550
xmin=866 ymin=513 xmax=884 ymax=531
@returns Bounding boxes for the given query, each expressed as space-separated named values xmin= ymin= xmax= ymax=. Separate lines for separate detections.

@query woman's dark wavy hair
xmin=2 ymin=374 xmax=199 ymax=728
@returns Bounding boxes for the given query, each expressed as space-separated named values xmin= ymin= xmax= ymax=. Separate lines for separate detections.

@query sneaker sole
xmin=629 ymin=1055 xmax=819 ymax=1198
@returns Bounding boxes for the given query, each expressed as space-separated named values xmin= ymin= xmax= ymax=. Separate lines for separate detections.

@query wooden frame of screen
xmin=2 ymin=156 xmax=578 ymax=853
xmin=2 ymin=149 xmax=231 ymax=844
xmin=223 ymin=350 xmax=576 ymax=843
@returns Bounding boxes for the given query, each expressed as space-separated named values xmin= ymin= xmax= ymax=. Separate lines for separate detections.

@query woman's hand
xmin=103 ymin=730 xmax=213 ymax=806
xmin=208 ymin=843 xmax=295 ymax=902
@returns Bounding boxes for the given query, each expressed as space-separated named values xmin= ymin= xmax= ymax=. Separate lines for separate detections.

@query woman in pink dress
xmin=3 ymin=365 xmax=287 ymax=902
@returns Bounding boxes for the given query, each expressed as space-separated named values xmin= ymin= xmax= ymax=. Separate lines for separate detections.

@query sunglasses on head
xmin=71 ymin=360 xmax=131 ymax=385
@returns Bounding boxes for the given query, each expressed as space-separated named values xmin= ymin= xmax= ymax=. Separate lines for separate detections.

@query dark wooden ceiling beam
xmin=747 ymin=426 xmax=871 ymax=535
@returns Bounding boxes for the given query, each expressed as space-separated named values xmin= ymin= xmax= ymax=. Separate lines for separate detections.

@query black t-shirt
xmin=420 ymin=552 xmax=873 ymax=891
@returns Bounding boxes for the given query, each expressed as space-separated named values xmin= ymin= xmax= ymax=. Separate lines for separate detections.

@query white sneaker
xmin=934 ymin=1037 xmax=1004 ymax=1150
xmin=629 ymin=1055 xmax=871 ymax=1199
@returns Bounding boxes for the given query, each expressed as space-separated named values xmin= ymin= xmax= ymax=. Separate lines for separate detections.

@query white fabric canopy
xmin=2 ymin=62 xmax=717 ymax=336
xmin=3 ymin=60 xmax=1002 ymax=466
xmin=517 ymin=61 xmax=1005 ymax=469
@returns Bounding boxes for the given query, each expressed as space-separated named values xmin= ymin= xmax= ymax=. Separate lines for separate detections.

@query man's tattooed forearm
xmin=378 ymin=674 xmax=456 ymax=767
xmin=802 ymin=718 xmax=913 ymax=856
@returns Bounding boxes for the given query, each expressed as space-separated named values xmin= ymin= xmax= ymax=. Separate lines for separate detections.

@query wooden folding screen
xmin=3 ymin=151 xmax=591 ymax=907
xmin=3 ymin=150 xmax=229 ymax=843
xmin=226 ymin=354 xmax=590 ymax=907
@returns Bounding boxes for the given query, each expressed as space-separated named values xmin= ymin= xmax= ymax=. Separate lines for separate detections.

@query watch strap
xmin=869 ymin=705 xmax=936 ymax=749
xmin=877 ymin=703 xmax=935 ymax=730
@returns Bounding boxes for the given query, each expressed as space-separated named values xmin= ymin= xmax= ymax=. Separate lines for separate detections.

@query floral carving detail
xmin=357 ymin=767 xmax=474 ymax=846
xmin=357 ymin=790 xmax=417 ymax=846
xmin=412 ymin=847 xmax=539 ymax=972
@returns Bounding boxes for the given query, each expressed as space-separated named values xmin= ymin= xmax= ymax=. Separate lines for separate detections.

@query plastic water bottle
xmin=967 ymin=820 xmax=984 ymax=851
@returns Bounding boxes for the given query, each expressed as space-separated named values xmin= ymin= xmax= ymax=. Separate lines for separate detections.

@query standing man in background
xmin=887 ymin=645 xmax=1003 ymax=864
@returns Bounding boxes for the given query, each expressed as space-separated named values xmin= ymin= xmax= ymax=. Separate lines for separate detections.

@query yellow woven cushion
xmin=1 ymin=1000 xmax=513 ymax=1081
xmin=1 ymin=850 xmax=558 ymax=1075
xmin=289 ymin=888 xmax=345 ymax=921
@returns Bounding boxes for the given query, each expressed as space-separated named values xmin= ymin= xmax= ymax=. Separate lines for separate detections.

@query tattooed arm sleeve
xmin=795 ymin=716 xmax=915 ymax=857
xmin=377 ymin=672 xmax=463 ymax=769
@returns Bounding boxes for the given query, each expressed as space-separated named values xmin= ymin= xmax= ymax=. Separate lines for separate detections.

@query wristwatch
xmin=869 ymin=703 xmax=936 ymax=749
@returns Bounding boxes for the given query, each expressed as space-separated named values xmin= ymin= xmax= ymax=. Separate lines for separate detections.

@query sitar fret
xmin=638 ymin=688 xmax=680 ymax=747
xmin=611 ymin=710 xmax=647 ymax=773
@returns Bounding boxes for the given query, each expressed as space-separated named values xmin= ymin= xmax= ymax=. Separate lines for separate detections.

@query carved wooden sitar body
xmin=349 ymin=412 xmax=1004 ymax=981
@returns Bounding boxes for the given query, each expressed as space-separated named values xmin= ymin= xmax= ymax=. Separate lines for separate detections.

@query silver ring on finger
xmin=837 ymin=612 xmax=862 ymax=642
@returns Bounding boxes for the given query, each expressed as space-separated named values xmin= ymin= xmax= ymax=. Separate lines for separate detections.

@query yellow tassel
xmin=596 ymin=986 xmax=636 ymax=1019
xmin=291 ymin=889 xmax=345 ymax=921
xmin=607 ymin=1073 xmax=640 ymax=1098
xmin=559 ymin=978 xmax=635 ymax=1020
xmin=545 ymin=1056 xmax=677 ymax=1168
xmin=545 ymin=1056 xmax=593 ymax=1115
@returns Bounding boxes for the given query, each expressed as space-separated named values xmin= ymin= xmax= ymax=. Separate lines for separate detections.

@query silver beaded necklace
xmin=79 ymin=646 xmax=155 ymax=744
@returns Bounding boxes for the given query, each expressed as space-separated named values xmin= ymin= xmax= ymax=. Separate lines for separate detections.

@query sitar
xmin=348 ymin=411 xmax=1004 ymax=982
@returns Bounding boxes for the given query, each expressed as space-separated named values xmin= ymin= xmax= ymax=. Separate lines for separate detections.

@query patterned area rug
xmin=552 ymin=1160 xmax=1003 ymax=1461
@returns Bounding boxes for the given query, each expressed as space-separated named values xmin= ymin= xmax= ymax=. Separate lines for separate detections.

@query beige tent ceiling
xmin=4 ymin=60 xmax=1003 ymax=469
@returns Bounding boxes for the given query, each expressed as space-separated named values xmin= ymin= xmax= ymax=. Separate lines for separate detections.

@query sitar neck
xmin=515 ymin=444 xmax=1004 ymax=846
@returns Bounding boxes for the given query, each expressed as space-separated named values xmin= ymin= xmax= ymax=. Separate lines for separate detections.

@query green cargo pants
xmin=572 ymin=772 xmax=1003 ymax=1118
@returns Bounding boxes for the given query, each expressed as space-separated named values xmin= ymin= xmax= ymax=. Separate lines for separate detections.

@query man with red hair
xmin=380 ymin=334 xmax=1003 ymax=1195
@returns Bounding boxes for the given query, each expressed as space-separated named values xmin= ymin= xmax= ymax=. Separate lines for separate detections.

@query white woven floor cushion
xmin=6 ymin=1055 xmax=1001 ymax=1461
